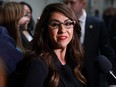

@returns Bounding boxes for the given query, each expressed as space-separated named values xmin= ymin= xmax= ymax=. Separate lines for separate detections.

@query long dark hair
xmin=28 ymin=3 xmax=86 ymax=87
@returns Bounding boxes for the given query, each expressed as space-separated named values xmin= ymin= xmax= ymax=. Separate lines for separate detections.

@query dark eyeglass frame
xmin=48 ymin=19 xmax=75 ymax=29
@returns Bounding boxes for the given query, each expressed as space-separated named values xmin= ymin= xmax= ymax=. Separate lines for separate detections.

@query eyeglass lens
xmin=49 ymin=19 xmax=75 ymax=29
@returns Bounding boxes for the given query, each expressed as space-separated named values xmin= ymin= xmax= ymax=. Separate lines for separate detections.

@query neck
xmin=54 ymin=48 xmax=66 ymax=65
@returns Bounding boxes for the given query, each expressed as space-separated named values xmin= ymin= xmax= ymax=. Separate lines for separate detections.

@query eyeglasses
xmin=48 ymin=20 xmax=75 ymax=29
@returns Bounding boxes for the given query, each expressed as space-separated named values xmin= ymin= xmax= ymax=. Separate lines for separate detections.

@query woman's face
xmin=18 ymin=4 xmax=31 ymax=27
xmin=18 ymin=15 xmax=29 ymax=26
xmin=24 ymin=5 xmax=31 ymax=21
xmin=48 ymin=12 xmax=75 ymax=49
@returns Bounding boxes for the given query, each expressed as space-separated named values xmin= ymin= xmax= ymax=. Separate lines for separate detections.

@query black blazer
xmin=82 ymin=16 xmax=115 ymax=87
xmin=108 ymin=15 xmax=116 ymax=85
xmin=20 ymin=52 xmax=85 ymax=87
xmin=0 ymin=26 xmax=24 ymax=75
xmin=20 ymin=28 xmax=33 ymax=49
xmin=109 ymin=15 xmax=116 ymax=53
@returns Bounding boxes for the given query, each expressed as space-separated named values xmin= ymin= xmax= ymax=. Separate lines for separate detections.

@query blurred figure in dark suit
xmin=102 ymin=7 xmax=116 ymax=30
xmin=108 ymin=15 xmax=116 ymax=86
xmin=103 ymin=7 xmax=116 ymax=86
xmin=0 ymin=0 xmax=4 ymax=5
xmin=109 ymin=15 xmax=116 ymax=55
xmin=64 ymin=0 xmax=116 ymax=87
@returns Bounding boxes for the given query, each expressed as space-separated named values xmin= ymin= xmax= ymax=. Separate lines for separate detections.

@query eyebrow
xmin=49 ymin=19 xmax=72 ymax=23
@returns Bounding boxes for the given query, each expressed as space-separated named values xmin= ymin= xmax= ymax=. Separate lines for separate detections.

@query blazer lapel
xmin=84 ymin=16 xmax=94 ymax=47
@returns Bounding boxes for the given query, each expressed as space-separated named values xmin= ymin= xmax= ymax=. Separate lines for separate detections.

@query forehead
xmin=24 ymin=5 xmax=30 ymax=11
xmin=50 ymin=12 xmax=69 ymax=21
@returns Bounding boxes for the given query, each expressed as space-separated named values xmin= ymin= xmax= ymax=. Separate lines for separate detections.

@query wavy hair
xmin=30 ymin=3 xmax=86 ymax=87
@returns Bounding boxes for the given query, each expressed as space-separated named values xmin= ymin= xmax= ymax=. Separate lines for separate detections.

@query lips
xmin=58 ymin=36 xmax=67 ymax=40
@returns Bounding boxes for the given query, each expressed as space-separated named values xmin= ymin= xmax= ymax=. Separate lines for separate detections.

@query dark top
xmin=23 ymin=53 xmax=84 ymax=87
xmin=20 ymin=29 xmax=33 ymax=49
xmin=0 ymin=26 xmax=24 ymax=75
xmin=108 ymin=15 xmax=116 ymax=85
xmin=109 ymin=15 xmax=116 ymax=53
xmin=82 ymin=15 xmax=116 ymax=87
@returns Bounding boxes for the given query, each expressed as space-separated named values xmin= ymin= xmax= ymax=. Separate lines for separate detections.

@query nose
xmin=58 ymin=24 xmax=66 ymax=34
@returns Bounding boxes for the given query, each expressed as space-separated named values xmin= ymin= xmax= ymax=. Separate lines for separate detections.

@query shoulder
xmin=17 ymin=57 xmax=49 ymax=78
xmin=86 ymin=15 xmax=106 ymax=29
xmin=0 ymin=26 xmax=24 ymax=75
xmin=86 ymin=15 xmax=104 ymax=23
xmin=0 ymin=26 xmax=8 ymax=36
xmin=21 ymin=57 xmax=49 ymax=83
xmin=29 ymin=58 xmax=47 ymax=67
xmin=0 ymin=26 xmax=16 ymax=46
xmin=26 ymin=58 xmax=48 ymax=74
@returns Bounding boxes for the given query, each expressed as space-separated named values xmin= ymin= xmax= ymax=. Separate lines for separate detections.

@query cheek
xmin=18 ymin=17 xmax=28 ymax=25
xmin=18 ymin=17 xmax=26 ymax=25
xmin=48 ymin=29 xmax=57 ymax=41
xmin=28 ymin=15 xmax=31 ymax=19
xmin=69 ymin=28 xmax=73 ymax=36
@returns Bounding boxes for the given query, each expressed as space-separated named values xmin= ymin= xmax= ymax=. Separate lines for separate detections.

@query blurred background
xmin=2 ymin=0 xmax=116 ymax=22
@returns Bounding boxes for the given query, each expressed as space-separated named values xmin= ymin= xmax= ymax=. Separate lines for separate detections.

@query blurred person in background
xmin=0 ymin=1 xmax=24 ymax=75
xmin=2 ymin=1 xmax=30 ymax=52
xmin=94 ymin=9 xmax=100 ymax=18
xmin=108 ymin=15 xmax=116 ymax=87
xmin=109 ymin=15 xmax=116 ymax=56
xmin=102 ymin=7 xmax=116 ymax=87
xmin=102 ymin=7 xmax=116 ymax=30
xmin=0 ymin=26 xmax=24 ymax=75
xmin=19 ymin=1 xmax=35 ymax=49
xmin=0 ymin=2 xmax=29 ymax=87
xmin=64 ymin=0 xmax=116 ymax=87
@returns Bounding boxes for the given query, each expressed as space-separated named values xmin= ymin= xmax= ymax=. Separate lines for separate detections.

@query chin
xmin=59 ymin=44 xmax=67 ymax=49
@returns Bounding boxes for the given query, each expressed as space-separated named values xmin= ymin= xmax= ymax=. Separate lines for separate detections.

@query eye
xmin=70 ymin=1 xmax=75 ymax=5
xmin=24 ymin=14 xmax=28 ymax=17
xmin=50 ymin=22 xmax=59 ymax=27
xmin=64 ymin=21 xmax=74 ymax=26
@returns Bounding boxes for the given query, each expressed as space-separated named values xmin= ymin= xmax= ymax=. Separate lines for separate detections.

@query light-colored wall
xmin=87 ymin=0 xmax=116 ymax=18
xmin=6 ymin=0 xmax=116 ymax=20
xmin=9 ymin=0 xmax=63 ymax=23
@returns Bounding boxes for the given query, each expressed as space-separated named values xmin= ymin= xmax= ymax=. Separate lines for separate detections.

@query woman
xmin=23 ymin=3 xmax=86 ymax=87
xmin=19 ymin=1 xmax=35 ymax=49
xmin=20 ymin=1 xmax=35 ymax=32
xmin=0 ymin=2 xmax=25 ymax=75
xmin=2 ymin=2 xmax=30 ymax=52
